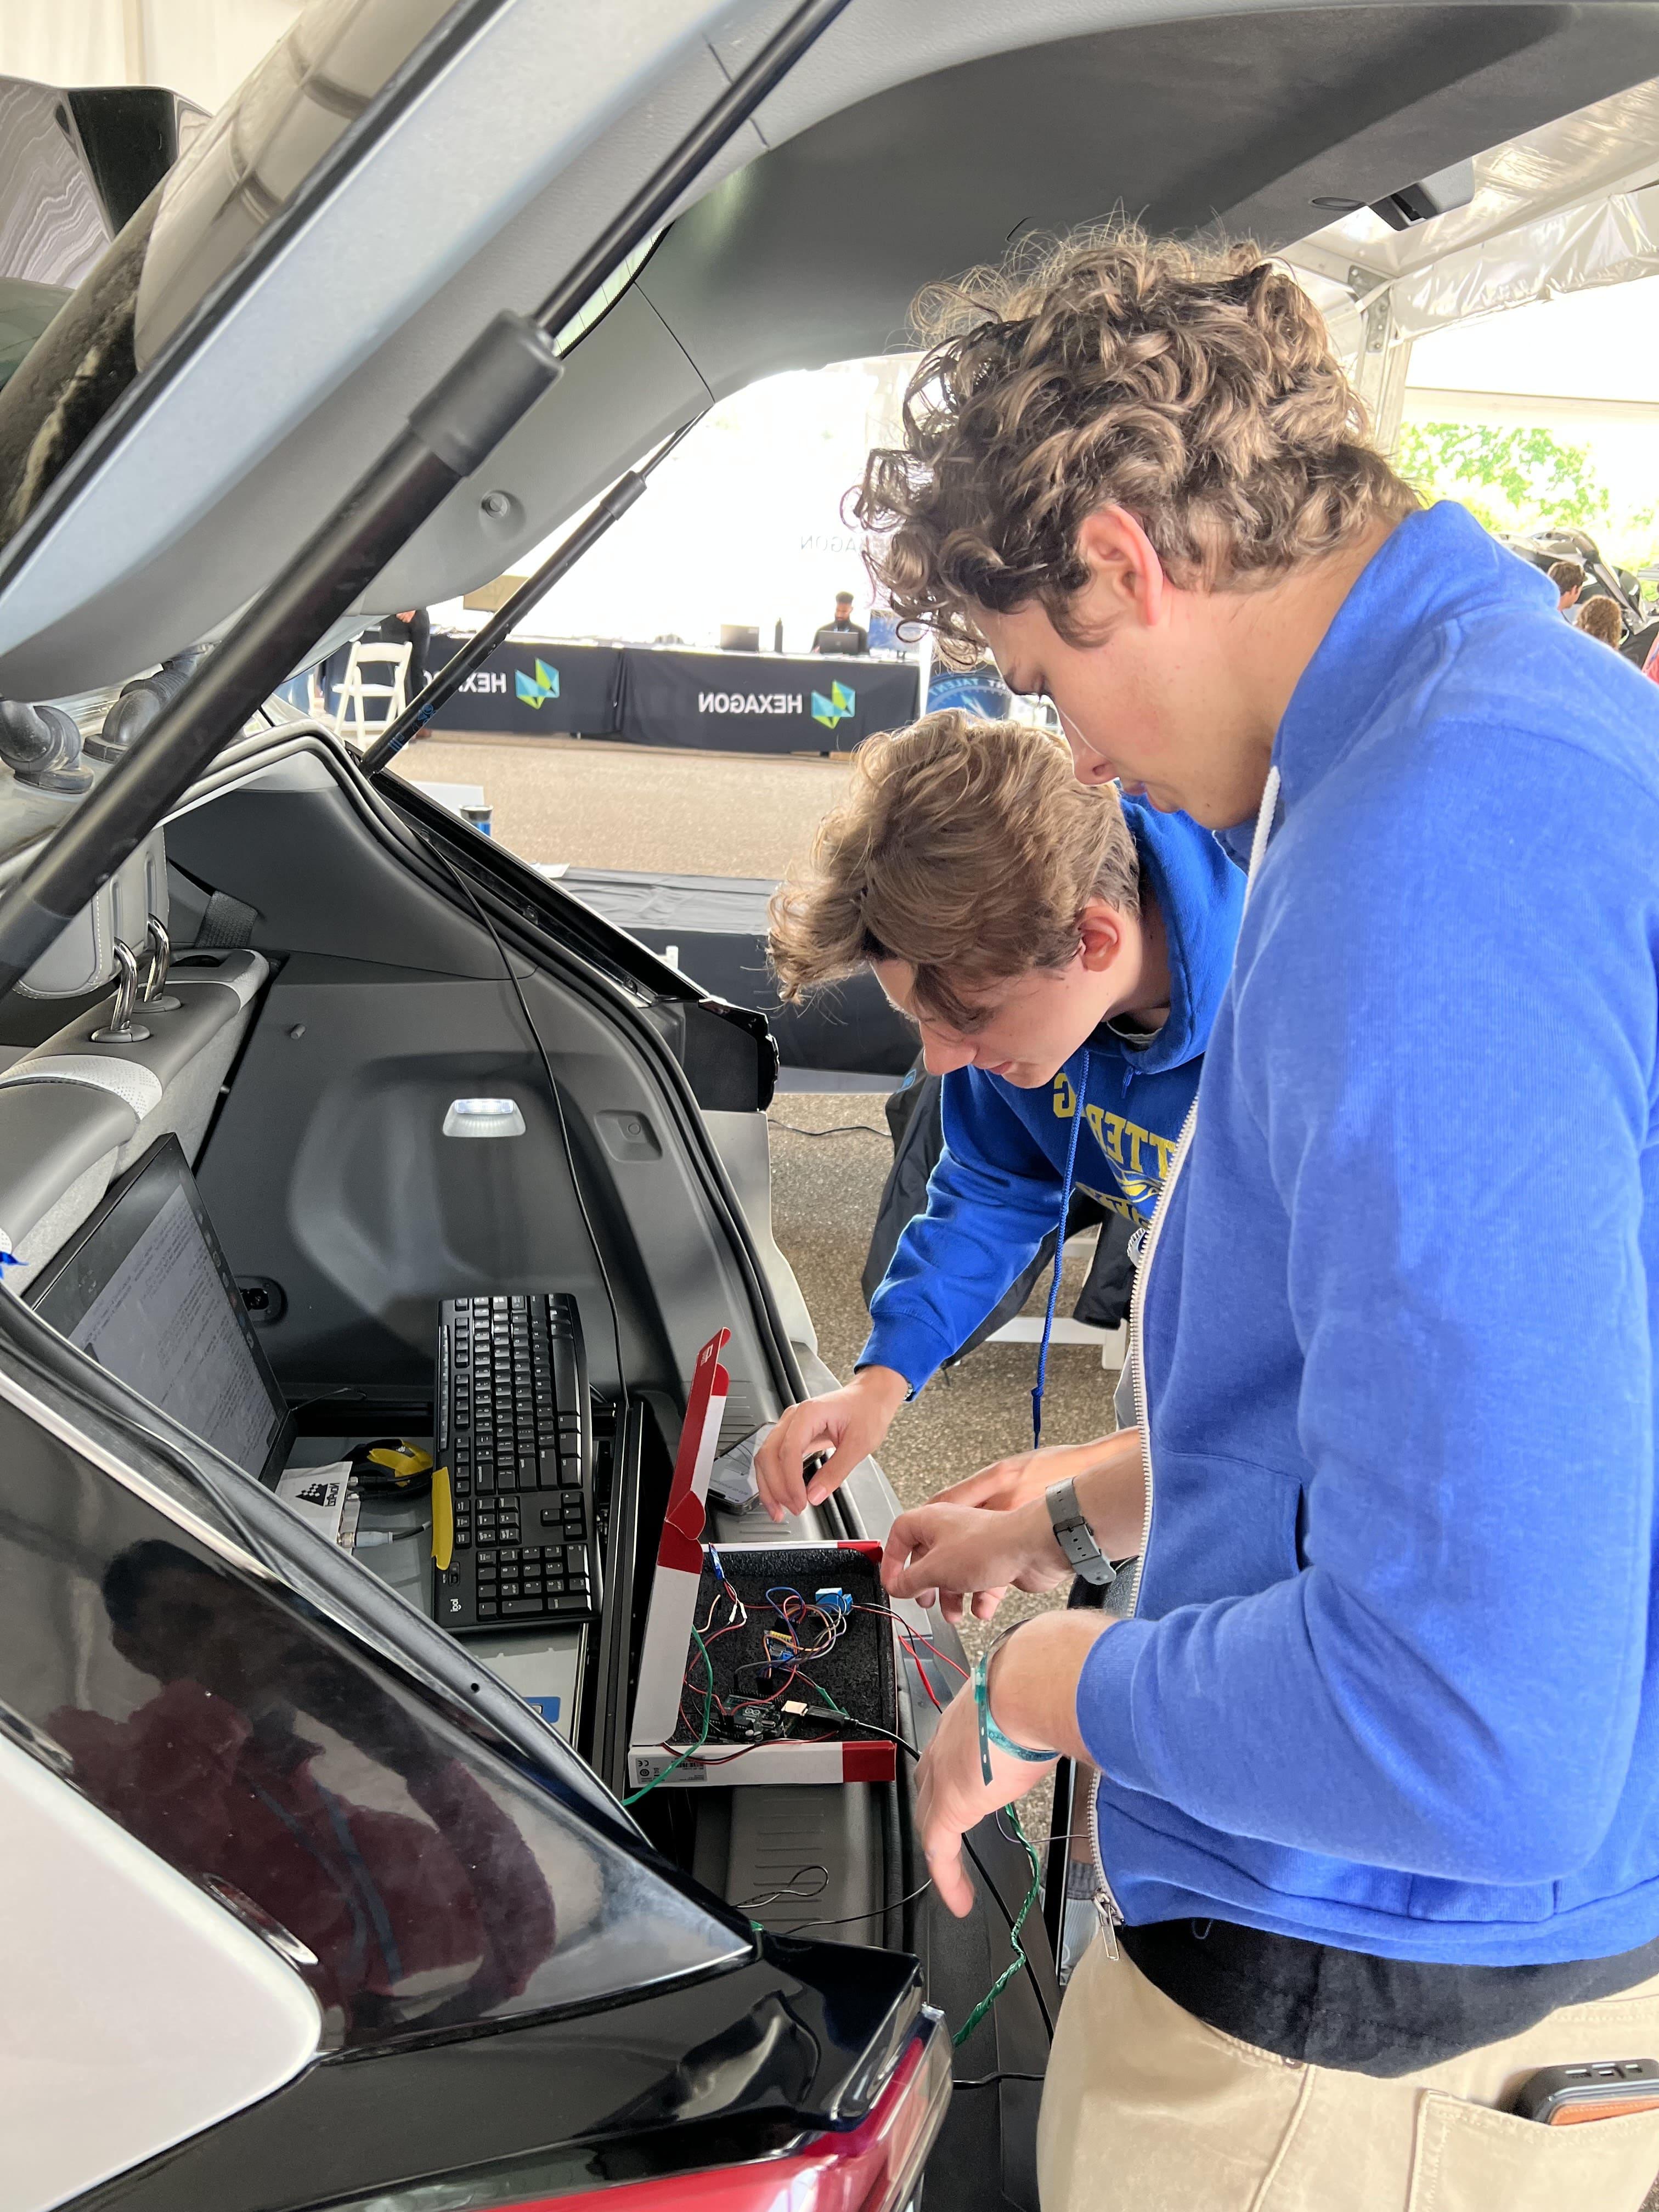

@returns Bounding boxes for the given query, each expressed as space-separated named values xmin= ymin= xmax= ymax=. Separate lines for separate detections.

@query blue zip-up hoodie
xmin=1079 ymin=503 xmax=1659 ymax=1964
xmin=859 ymin=801 xmax=1244 ymax=1395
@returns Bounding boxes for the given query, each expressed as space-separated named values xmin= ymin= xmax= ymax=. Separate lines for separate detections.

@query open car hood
xmin=3 ymin=0 xmax=1659 ymax=702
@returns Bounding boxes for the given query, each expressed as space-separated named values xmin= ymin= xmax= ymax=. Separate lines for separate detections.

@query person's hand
xmin=882 ymin=1496 xmax=1069 ymax=1625
xmin=934 ymin=1426 xmax=1143 ymax=1515
xmin=756 ymin=1365 xmax=909 ymax=1522
xmin=917 ymin=1611 xmax=1111 ymax=1916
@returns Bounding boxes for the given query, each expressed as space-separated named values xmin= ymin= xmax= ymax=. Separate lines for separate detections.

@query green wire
xmin=952 ymin=1805 xmax=1042 ymax=2049
xmin=797 ymin=1684 xmax=1042 ymax=2050
xmin=625 ymin=1626 xmax=714 ymax=1804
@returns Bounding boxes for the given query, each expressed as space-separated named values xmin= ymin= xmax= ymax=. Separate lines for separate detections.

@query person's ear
xmin=1076 ymin=900 xmax=1126 ymax=970
xmin=1074 ymin=506 xmax=1169 ymax=629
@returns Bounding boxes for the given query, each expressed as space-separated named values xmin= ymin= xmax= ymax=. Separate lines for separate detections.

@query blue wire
xmin=1030 ymin=1055 xmax=1088 ymax=1452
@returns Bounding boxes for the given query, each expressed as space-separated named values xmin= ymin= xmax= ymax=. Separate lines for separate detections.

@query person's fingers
xmin=888 ymin=1543 xmax=955 ymax=1604
xmin=921 ymin=1806 xmax=975 ymax=1917
xmin=970 ymin=1585 xmax=1007 ymax=1622
xmin=881 ymin=1510 xmax=932 ymax=1590
xmin=754 ymin=1415 xmax=801 ymax=1518
xmin=805 ymin=1434 xmax=862 ymax=1507
xmin=760 ymin=1406 xmax=826 ymax=1522
xmin=932 ymin=1462 xmax=1011 ymax=1509
xmin=755 ymin=1444 xmax=789 ymax=1523
xmin=938 ymin=1587 xmax=967 ymax=1627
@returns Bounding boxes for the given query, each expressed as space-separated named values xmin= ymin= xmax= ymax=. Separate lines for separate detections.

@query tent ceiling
xmin=1290 ymin=76 xmax=1659 ymax=338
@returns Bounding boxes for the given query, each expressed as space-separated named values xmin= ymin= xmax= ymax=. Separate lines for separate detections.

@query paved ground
xmin=767 ymin=1090 xmax=1117 ymax=1510
xmin=398 ymin=731 xmax=855 ymax=877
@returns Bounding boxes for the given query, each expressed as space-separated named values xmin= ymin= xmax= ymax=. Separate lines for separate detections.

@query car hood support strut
xmin=359 ymin=413 xmax=699 ymax=776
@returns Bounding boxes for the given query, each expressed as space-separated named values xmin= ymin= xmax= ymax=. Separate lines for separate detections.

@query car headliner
xmin=0 ymin=0 xmax=1658 ymax=701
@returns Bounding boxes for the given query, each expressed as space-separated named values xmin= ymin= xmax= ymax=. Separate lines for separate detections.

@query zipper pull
xmin=1084 ymin=1769 xmax=1124 ymax=1960
xmin=1093 ymin=1891 xmax=1122 ymax=1960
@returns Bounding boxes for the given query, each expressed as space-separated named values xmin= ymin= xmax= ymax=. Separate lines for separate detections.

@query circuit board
xmin=678 ymin=1543 xmax=898 ymax=1750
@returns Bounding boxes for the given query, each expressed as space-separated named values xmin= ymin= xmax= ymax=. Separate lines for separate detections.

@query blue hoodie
xmin=1078 ymin=503 xmax=1659 ymax=1965
xmin=859 ymin=802 xmax=1244 ymax=1401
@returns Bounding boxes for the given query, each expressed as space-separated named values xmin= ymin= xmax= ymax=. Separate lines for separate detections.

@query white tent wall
xmin=0 ymin=2 xmax=301 ymax=116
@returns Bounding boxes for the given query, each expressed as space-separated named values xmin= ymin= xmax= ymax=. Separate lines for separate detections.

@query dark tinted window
xmin=0 ymin=1386 xmax=743 ymax=2050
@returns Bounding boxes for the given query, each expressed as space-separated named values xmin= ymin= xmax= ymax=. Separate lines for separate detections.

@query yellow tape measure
xmin=369 ymin=1443 xmax=433 ymax=1482
xmin=430 ymin=1465 xmax=453 ymax=1571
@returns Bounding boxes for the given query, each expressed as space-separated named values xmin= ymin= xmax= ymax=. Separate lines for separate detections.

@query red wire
xmin=907 ymin=1654 xmax=945 ymax=1713
xmin=854 ymin=1601 xmax=970 ymax=1685
xmin=916 ymin=1637 xmax=969 ymax=1681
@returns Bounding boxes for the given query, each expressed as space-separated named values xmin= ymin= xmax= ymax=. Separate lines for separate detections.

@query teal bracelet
xmin=974 ymin=1646 xmax=1058 ymax=1785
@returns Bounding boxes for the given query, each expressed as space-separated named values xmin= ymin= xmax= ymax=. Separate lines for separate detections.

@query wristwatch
xmin=1046 ymin=1476 xmax=1119 ymax=1588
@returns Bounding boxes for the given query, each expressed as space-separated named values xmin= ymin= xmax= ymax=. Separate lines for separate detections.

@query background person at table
xmin=374 ymin=606 xmax=431 ymax=693
xmin=811 ymin=590 xmax=868 ymax=654
xmin=1549 ymin=556 xmax=1586 ymax=623
xmin=757 ymin=708 xmax=1242 ymax=1523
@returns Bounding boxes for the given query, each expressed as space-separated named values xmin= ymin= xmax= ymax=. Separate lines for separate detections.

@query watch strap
xmin=1046 ymin=1476 xmax=1119 ymax=1588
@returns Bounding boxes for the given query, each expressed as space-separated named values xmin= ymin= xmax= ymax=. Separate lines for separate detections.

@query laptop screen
xmin=27 ymin=1136 xmax=290 ymax=1483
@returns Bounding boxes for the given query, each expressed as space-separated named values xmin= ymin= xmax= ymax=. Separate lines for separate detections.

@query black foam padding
xmin=684 ymin=1544 xmax=897 ymax=1747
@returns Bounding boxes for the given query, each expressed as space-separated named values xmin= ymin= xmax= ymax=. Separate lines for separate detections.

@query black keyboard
xmin=432 ymin=1293 xmax=600 ymax=1635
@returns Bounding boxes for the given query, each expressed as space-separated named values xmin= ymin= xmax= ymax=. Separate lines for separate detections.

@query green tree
xmin=1396 ymin=422 xmax=1611 ymax=534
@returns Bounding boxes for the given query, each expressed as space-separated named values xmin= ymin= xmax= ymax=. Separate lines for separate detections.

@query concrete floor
xmin=768 ymin=1090 xmax=1118 ymax=1514
xmin=398 ymin=731 xmax=855 ymax=876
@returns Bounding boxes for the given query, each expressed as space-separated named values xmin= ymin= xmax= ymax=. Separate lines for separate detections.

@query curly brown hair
xmin=853 ymin=225 xmax=1418 ymax=644
xmin=1578 ymin=594 xmax=1624 ymax=647
xmin=769 ymin=709 xmax=1139 ymax=1032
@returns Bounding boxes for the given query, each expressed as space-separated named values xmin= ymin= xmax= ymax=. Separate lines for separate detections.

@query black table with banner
xmin=422 ymin=633 xmax=921 ymax=754
xmin=424 ymin=633 xmax=624 ymax=735
xmin=617 ymin=647 xmax=920 ymax=754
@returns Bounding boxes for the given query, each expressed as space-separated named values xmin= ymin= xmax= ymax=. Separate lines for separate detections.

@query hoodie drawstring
xmin=1031 ymin=1057 xmax=1089 ymax=1451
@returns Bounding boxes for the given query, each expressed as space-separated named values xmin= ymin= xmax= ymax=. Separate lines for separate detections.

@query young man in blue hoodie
xmin=857 ymin=232 xmax=1659 ymax=2209
xmin=758 ymin=709 xmax=1243 ymax=1527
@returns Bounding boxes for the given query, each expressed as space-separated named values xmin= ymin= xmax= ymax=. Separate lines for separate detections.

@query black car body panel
xmin=70 ymin=1948 xmax=927 ymax=2212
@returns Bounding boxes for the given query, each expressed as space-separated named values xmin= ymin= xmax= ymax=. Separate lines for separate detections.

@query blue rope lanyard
xmin=1030 ymin=1056 xmax=1088 ymax=1451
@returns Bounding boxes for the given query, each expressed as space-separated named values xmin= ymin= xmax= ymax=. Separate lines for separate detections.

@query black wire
xmin=285 ymin=1385 xmax=366 ymax=1424
xmin=793 ymin=1702 xmax=919 ymax=1759
xmin=737 ymin=1863 xmax=831 ymax=1910
xmin=963 ymin=1827 xmax=1057 ymax=2041
xmin=416 ymin=830 xmax=629 ymax=1414
xmin=771 ymin=1122 xmax=889 ymax=1139
xmin=952 ymin=2072 xmax=1046 ymax=2091
xmin=786 ymin=1876 xmax=934 ymax=1932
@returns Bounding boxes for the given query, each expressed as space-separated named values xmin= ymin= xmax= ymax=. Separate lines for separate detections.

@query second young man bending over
xmin=756 ymin=708 xmax=1243 ymax=1527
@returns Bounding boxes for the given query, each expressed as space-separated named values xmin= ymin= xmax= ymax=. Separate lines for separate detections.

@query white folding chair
xmin=332 ymin=640 xmax=412 ymax=742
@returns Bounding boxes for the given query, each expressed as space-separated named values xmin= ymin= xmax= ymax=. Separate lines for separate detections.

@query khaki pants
xmin=1037 ymin=1936 xmax=1659 ymax=2211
